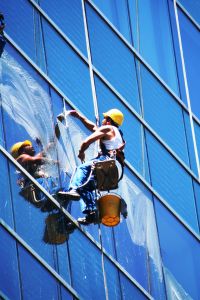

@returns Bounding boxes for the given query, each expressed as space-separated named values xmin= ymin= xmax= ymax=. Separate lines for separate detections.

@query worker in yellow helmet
xmin=11 ymin=139 xmax=76 ymax=241
xmin=10 ymin=140 xmax=63 ymax=209
xmin=57 ymin=108 xmax=125 ymax=224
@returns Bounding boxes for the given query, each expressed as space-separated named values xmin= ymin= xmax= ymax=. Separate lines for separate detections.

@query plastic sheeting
xmin=119 ymin=176 xmax=163 ymax=281
xmin=164 ymin=268 xmax=193 ymax=300
xmin=0 ymin=52 xmax=53 ymax=146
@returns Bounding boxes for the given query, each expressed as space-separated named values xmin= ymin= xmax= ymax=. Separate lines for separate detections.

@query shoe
xmin=78 ymin=211 xmax=98 ymax=225
xmin=57 ymin=189 xmax=80 ymax=201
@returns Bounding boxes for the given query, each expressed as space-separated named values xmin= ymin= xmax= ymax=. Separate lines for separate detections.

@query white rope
xmin=173 ymin=0 xmax=200 ymax=180
xmin=135 ymin=0 xmax=146 ymax=177
xmin=81 ymin=3 xmax=108 ymax=297
xmin=81 ymin=0 xmax=99 ymax=127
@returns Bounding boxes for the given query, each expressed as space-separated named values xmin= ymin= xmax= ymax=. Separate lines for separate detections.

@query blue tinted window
xmin=179 ymin=0 xmax=200 ymax=25
xmin=19 ymin=246 xmax=60 ymax=299
xmin=39 ymin=0 xmax=87 ymax=56
xmin=183 ymin=112 xmax=198 ymax=176
xmin=114 ymin=168 xmax=166 ymax=298
xmin=179 ymin=8 xmax=200 ymax=120
xmin=129 ymin=0 xmax=179 ymax=95
xmin=0 ymin=108 xmax=4 ymax=146
xmin=194 ymin=120 xmax=200 ymax=168
xmin=86 ymin=3 xmax=140 ymax=114
xmin=42 ymin=18 xmax=94 ymax=118
xmin=68 ymin=230 xmax=106 ymax=299
xmin=167 ymin=0 xmax=187 ymax=106
xmin=104 ymin=257 xmax=122 ymax=300
xmin=193 ymin=180 xmax=200 ymax=227
xmin=3 ymin=155 xmax=73 ymax=284
xmin=1 ymin=0 xmax=36 ymax=62
xmin=0 ymin=152 xmax=14 ymax=227
xmin=91 ymin=0 xmax=132 ymax=43
xmin=155 ymin=199 xmax=200 ymax=300
xmin=146 ymin=131 xmax=199 ymax=233
xmin=1 ymin=44 xmax=54 ymax=153
xmin=120 ymin=273 xmax=150 ymax=299
xmin=139 ymin=62 xmax=195 ymax=171
xmin=0 ymin=226 xmax=21 ymax=300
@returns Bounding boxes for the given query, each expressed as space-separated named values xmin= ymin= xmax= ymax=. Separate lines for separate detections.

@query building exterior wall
xmin=0 ymin=0 xmax=200 ymax=299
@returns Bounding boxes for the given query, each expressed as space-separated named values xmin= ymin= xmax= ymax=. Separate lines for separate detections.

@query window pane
xmin=86 ymin=3 xmax=140 ymax=114
xmin=195 ymin=120 xmax=200 ymax=159
xmin=179 ymin=0 xmax=200 ymax=25
xmin=120 ymin=273 xmax=150 ymax=300
xmin=19 ymin=246 xmax=60 ymax=299
xmin=0 ymin=152 xmax=14 ymax=227
xmin=91 ymin=0 xmax=132 ymax=44
xmin=104 ymin=256 xmax=150 ymax=300
xmin=42 ymin=18 xmax=94 ymax=118
xmin=129 ymin=0 xmax=179 ymax=95
xmin=179 ymin=8 xmax=200 ymax=120
xmin=139 ymin=62 xmax=191 ymax=169
xmin=39 ymin=0 xmax=87 ymax=56
xmin=146 ymin=130 xmax=199 ymax=233
xmin=68 ymin=230 xmax=106 ymax=299
xmin=155 ymin=199 xmax=200 ymax=300
xmin=0 ymin=226 xmax=21 ymax=300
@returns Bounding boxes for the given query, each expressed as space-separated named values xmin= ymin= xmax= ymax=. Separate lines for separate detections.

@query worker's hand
xmin=78 ymin=150 xmax=85 ymax=162
xmin=69 ymin=110 xmax=81 ymax=119
xmin=57 ymin=113 xmax=65 ymax=122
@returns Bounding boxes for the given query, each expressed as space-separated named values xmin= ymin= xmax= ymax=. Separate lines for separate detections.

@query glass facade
xmin=0 ymin=0 xmax=200 ymax=299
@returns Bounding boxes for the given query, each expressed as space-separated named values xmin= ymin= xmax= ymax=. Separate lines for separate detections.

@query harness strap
xmin=101 ymin=149 xmax=125 ymax=182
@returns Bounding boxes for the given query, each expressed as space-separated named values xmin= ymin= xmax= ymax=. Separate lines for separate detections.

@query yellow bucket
xmin=98 ymin=193 xmax=121 ymax=227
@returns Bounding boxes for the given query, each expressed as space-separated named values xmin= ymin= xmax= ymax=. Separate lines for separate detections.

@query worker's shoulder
xmin=98 ymin=125 xmax=113 ymax=132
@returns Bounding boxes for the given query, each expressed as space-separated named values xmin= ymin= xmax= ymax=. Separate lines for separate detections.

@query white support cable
xmin=135 ymin=0 xmax=146 ymax=178
xmin=81 ymin=0 xmax=99 ymax=127
xmin=173 ymin=0 xmax=200 ymax=180
xmin=81 ymin=2 xmax=109 ymax=300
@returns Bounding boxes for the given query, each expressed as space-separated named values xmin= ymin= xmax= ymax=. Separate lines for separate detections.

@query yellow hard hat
xmin=103 ymin=109 xmax=124 ymax=126
xmin=10 ymin=140 xmax=32 ymax=158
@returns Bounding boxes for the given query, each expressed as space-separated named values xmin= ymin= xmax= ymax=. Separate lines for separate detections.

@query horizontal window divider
xmin=126 ymin=160 xmax=200 ymax=242
xmin=0 ymin=218 xmax=80 ymax=299
xmin=0 ymin=146 xmax=152 ymax=298
xmin=87 ymin=0 xmax=200 ymax=126
xmin=177 ymin=1 xmax=200 ymax=31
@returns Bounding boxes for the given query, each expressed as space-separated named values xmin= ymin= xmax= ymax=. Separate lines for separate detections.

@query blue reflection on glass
xmin=86 ymin=3 xmax=140 ymax=114
xmin=179 ymin=8 xmax=200 ymax=120
xmin=146 ymin=131 xmax=199 ymax=234
xmin=19 ymin=245 xmax=60 ymax=299
xmin=0 ymin=225 xmax=21 ymax=300
xmin=179 ymin=0 xmax=200 ymax=25
xmin=155 ymin=199 xmax=200 ymax=300
xmin=42 ymin=18 xmax=93 ymax=118
xmin=68 ymin=230 xmax=106 ymax=299
xmin=39 ymin=0 xmax=87 ymax=56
